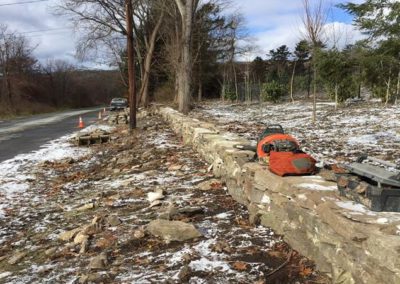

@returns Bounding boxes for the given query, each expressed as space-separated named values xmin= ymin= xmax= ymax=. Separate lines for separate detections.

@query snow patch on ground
xmin=189 ymin=258 xmax=231 ymax=272
xmin=336 ymin=201 xmax=375 ymax=215
xmin=0 ymin=182 xmax=29 ymax=195
xmin=79 ymin=123 xmax=115 ymax=134
xmin=0 ymin=133 xmax=90 ymax=218
xmin=191 ymin=102 xmax=400 ymax=165
xmin=348 ymin=134 xmax=378 ymax=145
xmin=296 ymin=183 xmax=337 ymax=191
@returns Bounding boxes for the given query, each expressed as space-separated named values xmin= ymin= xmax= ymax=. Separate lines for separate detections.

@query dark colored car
xmin=110 ymin=98 xmax=128 ymax=111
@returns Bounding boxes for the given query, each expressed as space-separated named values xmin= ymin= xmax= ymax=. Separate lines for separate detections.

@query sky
xmin=0 ymin=0 xmax=364 ymax=68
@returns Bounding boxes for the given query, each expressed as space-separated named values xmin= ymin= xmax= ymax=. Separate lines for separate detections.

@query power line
xmin=4 ymin=28 xmax=73 ymax=37
xmin=0 ymin=0 xmax=49 ymax=7
xmin=25 ymin=32 xmax=71 ymax=38
xmin=20 ymin=28 xmax=72 ymax=35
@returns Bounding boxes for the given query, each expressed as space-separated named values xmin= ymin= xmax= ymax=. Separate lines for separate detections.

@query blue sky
xmin=230 ymin=0 xmax=364 ymax=59
xmin=0 ymin=0 xmax=364 ymax=66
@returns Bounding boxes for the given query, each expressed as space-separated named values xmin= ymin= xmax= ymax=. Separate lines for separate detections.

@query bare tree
xmin=301 ymin=0 xmax=327 ymax=124
xmin=0 ymin=25 xmax=36 ymax=109
xmin=134 ymin=0 xmax=165 ymax=106
xmin=42 ymin=59 xmax=74 ymax=107
xmin=57 ymin=0 xmax=165 ymax=109
xmin=173 ymin=0 xmax=200 ymax=113
xmin=219 ymin=13 xmax=249 ymax=102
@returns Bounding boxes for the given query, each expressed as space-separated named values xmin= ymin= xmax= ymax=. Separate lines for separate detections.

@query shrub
xmin=261 ymin=81 xmax=287 ymax=102
xmin=223 ymin=86 xmax=237 ymax=101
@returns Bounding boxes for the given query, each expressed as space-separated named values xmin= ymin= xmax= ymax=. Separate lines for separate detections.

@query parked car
xmin=109 ymin=98 xmax=128 ymax=111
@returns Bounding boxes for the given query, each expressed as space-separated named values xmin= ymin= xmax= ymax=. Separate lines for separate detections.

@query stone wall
xmin=155 ymin=107 xmax=400 ymax=284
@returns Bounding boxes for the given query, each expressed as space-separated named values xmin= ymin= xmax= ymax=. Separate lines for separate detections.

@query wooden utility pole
xmin=126 ymin=0 xmax=136 ymax=129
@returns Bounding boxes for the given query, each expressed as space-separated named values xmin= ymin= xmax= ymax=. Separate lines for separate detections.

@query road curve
xmin=0 ymin=108 xmax=102 ymax=162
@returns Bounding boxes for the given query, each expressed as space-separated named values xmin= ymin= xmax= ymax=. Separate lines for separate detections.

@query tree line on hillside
xmin=216 ymin=0 xmax=400 ymax=113
xmin=0 ymin=24 xmax=123 ymax=116
xmin=57 ymin=0 xmax=400 ymax=118
xmin=2 ymin=0 xmax=398 ymax=118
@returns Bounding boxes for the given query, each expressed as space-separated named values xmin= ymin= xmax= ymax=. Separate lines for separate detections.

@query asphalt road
xmin=0 ymin=108 xmax=102 ymax=162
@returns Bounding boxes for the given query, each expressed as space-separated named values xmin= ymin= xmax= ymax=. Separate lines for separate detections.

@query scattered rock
xmin=149 ymin=200 xmax=163 ymax=208
xmin=181 ymin=165 xmax=191 ymax=172
xmin=168 ymin=164 xmax=182 ymax=171
xmin=133 ymin=228 xmax=146 ymax=239
xmin=92 ymin=215 xmax=104 ymax=225
xmin=80 ymin=238 xmax=89 ymax=254
xmin=146 ymin=219 xmax=202 ymax=242
xmin=158 ymin=204 xmax=178 ymax=220
xmin=74 ymin=232 xmax=89 ymax=245
xmin=178 ymin=206 xmax=204 ymax=216
xmin=106 ymin=215 xmax=122 ymax=226
xmin=117 ymin=157 xmax=134 ymax=165
xmin=79 ymin=273 xmax=103 ymax=284
xmin=197 ymin=179 xmax=223 ymax=191
xmin=8 ymin=251 xmax=27 ymax=265
xmin=81 ymin=223 xmax=102 ymax=236
xmin=318 ymin=169 xmax=337 ymax=182
xmin=89 ymin=252 xmax=108 ymax=270
xmin=147 ymin=189 xmax=164 ymax=203
xmin=59 ymin=228 xmax=81 ymax=242
xmin=178 ymin=265 xmax=192 ymax=282
xmin=142 ymin=150 xmax=153 ymax=159
xmin=44 ymin=247 xmax=57 ymax=256
xmin=211 ymin=240 xmax=232 ymax=254
xmin=76 ymin=202 xmax=95 ymax=212
xmin=0 ymin=272 xmax=12 ymax=280
xmin=144 ymin=170 xmax=158 ymax=177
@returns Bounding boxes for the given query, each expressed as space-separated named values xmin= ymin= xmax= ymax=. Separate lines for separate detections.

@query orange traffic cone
xmin=98 ymin=111 xmax=102 ymax=120
xmin=78 ymin=116 xmax=85 ymax=128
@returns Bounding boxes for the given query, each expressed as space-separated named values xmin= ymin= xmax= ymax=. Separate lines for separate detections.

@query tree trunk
xmin=233 ymin=64 xmax=238 ymax=102
xmin=312 ymin=55 xmax=317 ymax=124
xmin=177 ymin=0 xmax=194 ymax=114
xmin=395 ymin=68 xmax=400 ymax=104
xmin=385 ymin=76 xmax=391 ymax=106
xmin=138 ymin=10 xmax=164 ymax=107
xmin=334 ymin=83 xmax=338 ymax=111
xmin=4 ymin=66 xmax=12 ymax=106
xmin=358 ymin=66 xmax=362 ymax=99
xmin=307 ymin=63 xmax=311 ymax=99
xmin=198 ymin=80 xmax=202 ymax=102
xmin=126 ymin=0 xmax=136 ymax=129
xmin=290 ymin=60 xmax=297 ymax=103
xmin=221 ymin=67 xmax=227 ymax=101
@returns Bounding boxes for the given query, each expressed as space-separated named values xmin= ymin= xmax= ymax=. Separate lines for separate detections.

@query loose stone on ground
xmin=0 ymin=111 xmax=328 ymax=283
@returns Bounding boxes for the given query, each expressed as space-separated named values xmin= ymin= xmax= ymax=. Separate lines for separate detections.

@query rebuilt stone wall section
xmin=155 ymin=107 xmax=400 ymax=284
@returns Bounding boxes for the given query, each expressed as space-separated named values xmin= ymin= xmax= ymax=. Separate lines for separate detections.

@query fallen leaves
xmin=232 ymin=261 xmax=249 ymax=271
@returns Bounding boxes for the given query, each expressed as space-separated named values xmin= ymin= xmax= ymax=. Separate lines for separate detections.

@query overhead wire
xmin=0 ymin=0 xmax=49 ymax=7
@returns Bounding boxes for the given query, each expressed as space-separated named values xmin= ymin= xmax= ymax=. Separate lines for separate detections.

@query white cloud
xmin=0 ymin=1 xmax=81 ymax=64
xmin=231 ymin=0 xmax=365 ymax=59
xmin=0 ymin=0 xmax=365 ymax=66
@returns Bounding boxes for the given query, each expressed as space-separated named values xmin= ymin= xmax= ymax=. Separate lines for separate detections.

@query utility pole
xmin=126 ymin=0 xmax=136 ymax=129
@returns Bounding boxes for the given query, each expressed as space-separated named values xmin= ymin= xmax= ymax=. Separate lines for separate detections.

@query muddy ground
xmin=0 ymin=112 xmax=329 ymax=283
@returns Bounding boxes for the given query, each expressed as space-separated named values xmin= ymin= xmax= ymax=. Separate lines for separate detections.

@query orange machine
xmin=256 ymin=125 xmax=316 ymax=176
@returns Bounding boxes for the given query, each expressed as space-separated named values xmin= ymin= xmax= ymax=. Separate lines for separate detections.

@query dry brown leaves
xmin=232 ymin=261 xmax=249 ymax=271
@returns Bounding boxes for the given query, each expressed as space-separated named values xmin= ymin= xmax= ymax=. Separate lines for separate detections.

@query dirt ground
xmin=0 ymin=112 xmax=329 ymax=283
